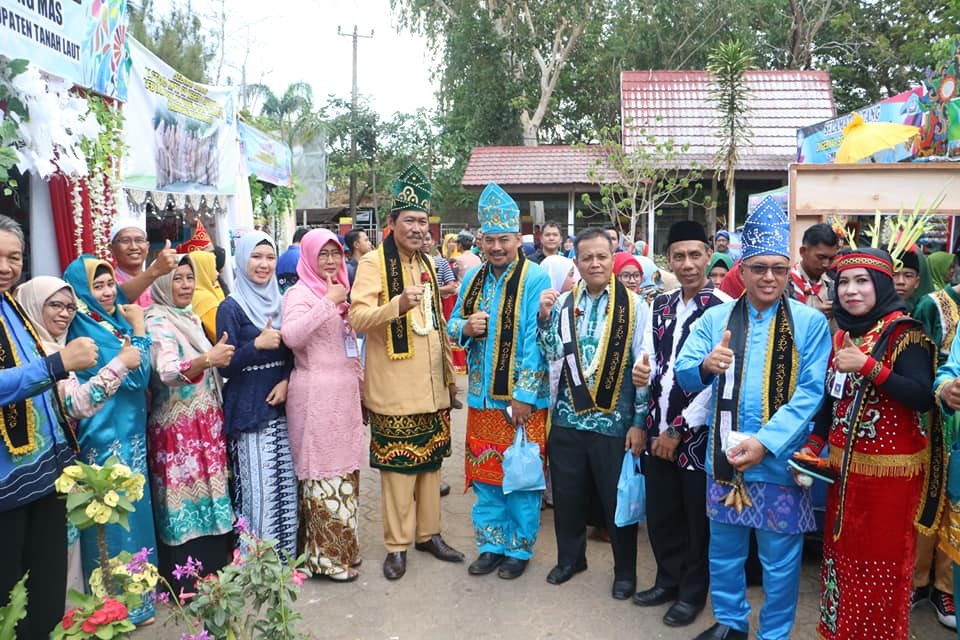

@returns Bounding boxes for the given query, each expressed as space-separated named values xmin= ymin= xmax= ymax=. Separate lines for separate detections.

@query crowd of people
xmin=1 ymin=163 xmax=959 ymax=640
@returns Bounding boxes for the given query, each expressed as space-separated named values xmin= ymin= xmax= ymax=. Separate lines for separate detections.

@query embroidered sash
xmin=461 ymin=254 xmax=528 ymax=400
xmin=379 ymin=233 xmax=444 ymax=360
xmin=932 ymin=289 xmax=960 ymax=358
xmin=0 ymin=293 xmax=76 ymax=455
xmin=560 ymin=277 xmax=634 ymax=414
xmin=713 ymin=294 xmax=797 ymax=489
xmin=832 ymin=318 xmax=944 ymax=540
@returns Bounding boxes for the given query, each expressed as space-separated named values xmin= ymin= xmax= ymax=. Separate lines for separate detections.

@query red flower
xmin=81 ymin=619 xmax=100 ymax=633
xmin=61 ymin=608 xmax=79 ymax=629
xmin=420 ymin=272 xmax=431 ymax=283
xmin=100 ymin=598 xmax=128 ymax=622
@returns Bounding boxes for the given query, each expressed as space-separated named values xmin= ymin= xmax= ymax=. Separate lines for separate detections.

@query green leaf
xmin=0 ymin=572 xmax=28 ymax=640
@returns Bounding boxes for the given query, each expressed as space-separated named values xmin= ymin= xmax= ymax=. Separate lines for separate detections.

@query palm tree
xmin=245 ymin=81 xmax=323 ymax=149
xmin=706 ymin=39 xmax=754 ymax=237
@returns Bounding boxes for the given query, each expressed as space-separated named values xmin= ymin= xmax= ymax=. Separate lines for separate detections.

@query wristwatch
xmin=664 ymin=426 xmax=682 ymax=440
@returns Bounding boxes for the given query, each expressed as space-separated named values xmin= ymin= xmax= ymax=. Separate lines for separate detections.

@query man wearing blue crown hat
xmin=447 ymin=182 xmax=551 ymax=580
xmin=349 ymin=165 xmax=465 ymax=580
xmin=674 ymin=196 xmax=832 ymax=640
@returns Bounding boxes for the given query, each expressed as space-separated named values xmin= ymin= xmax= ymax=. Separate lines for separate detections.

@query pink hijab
xmin=296 ymin=229 xmax=350 ymax=316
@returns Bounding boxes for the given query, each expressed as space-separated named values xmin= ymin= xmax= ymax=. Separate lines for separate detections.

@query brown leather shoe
xmin=382 ymin=551 xmax=406 ymax=580
xmin=414 ymin=535 xmax=465 ymax=562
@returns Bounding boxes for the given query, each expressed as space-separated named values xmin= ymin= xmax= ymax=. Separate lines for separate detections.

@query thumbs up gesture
xmin=325 ymin=274 xmax=348 ymax=306
xmin=703 ymin=330 xmax=735 ymax=375
xmin=206 ymin=332 xmax=235 ymax=368
xmin=834 ymin=333 xmax=868 ymax=373
xmin=254 ymin=316 xmax=282 ymax=351
xmin=149 ymin=238 xmax=178 ymax=278
xmin=632 ymin=352 xmax=652 ymax=387
xmin=117 ymin=335 xmax=141 ymax=370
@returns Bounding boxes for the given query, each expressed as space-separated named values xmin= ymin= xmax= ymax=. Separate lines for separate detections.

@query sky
xmin=152 ymin=0 xmax=438 ymax=117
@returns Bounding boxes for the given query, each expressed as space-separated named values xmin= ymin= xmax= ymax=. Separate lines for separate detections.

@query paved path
xmin=133 ymin=396 xmax=948 ymax=639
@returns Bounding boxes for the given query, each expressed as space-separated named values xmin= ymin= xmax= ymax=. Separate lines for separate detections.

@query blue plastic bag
xmin=614 ymin=451 xmax=646 ymax=526
xmin=501 ymin=425 xmax=545 ymax=494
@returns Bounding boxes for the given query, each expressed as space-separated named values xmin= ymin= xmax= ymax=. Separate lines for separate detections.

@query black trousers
xmin=549 ymin=426 xmax=638 ymax=582
xmin=0 ymin=492 xmax=67 ymax=640
xmin=644 ymin=454 xmax=710 ymax=605
xmin=158 ymin=532 xmax=232 ymax=597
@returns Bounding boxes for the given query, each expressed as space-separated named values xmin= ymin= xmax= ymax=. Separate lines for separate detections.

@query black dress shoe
xmin=663 ymin=600 xmax=703 ymax=627
xmin=382 ymin=552 xmax=406 ymax=580
xmin=414 ymin=535 xmax=465 ymax=562
xmin=545 ymin=559 xmax=588 ymax=585
xmin=497 ymin=557 xmax=528 ymax=579
xmin=692 ymin=622 xmax=748 ymax=640
xmin=468 ymin=552 xmax=505 ymax=575
xmin=632 ymin=584 xmax=679 ymax=607
xmin=611 ymin=579 xmax=636 ymax=600
xmin=440 ymin=482 xmax=451 ymax=497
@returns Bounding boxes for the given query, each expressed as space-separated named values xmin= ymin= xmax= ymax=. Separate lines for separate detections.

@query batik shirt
xmin=537 ymin=285 xmax=649 ymax=437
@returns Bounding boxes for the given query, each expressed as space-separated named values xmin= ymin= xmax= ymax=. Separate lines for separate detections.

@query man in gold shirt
xmin=349 ymin=165 xmax=465 ymax=580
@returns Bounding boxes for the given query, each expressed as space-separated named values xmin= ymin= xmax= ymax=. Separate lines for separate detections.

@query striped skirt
xmin=228 ymin=418 xmax=299 ymax=559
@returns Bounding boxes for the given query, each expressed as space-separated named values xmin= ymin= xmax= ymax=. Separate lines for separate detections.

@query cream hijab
xmin=15 ymin=276 xmax=76 ymax=354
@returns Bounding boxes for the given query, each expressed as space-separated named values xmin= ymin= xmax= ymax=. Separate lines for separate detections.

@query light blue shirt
xmin=674 ymin=297 xmax=830 ymax=486
xmin=537 ymin=285 xmax=649 ymax=436
xmin=448 ymin=259 xmax=551 ymax=410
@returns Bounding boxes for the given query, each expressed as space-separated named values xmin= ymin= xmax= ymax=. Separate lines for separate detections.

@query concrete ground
xmin=133 ymin=397 xmax=950 ymax=640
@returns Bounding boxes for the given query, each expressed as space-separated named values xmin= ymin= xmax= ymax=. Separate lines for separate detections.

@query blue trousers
xmin=709 ymin=520 xmax=804 ymax=640
xmin=472 ymin=481 xmax=542 ymax=560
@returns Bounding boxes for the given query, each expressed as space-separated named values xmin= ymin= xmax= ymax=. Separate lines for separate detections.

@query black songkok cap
xmin=667 ymin=220 xmax=709 ymax=246
xmin=899 ymin=247 xmax=920 ymax=273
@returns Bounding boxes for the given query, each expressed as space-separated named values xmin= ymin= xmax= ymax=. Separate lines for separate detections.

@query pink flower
xmin=291 ymin=570 xmax=306 ymax=587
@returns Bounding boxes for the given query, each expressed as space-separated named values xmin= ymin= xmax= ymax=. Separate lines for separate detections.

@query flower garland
xmin=80 ymin=96 xmax=125 ymax=259
xmin=574 ymin=277 xmax=614 ymax=380
xmin=411 ymin=270 xmax=435 ymax=335
xmin=71 ymin=179 xmax=85 ymax=255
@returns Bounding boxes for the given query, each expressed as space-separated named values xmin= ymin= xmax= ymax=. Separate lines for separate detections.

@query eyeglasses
xmin=619 ymin=272 xmax=642 ymax=282
xmin=114 ymin=236 xmax=148 ymax=246
xmin=46 ymin=301 xmax=78 ymax=314
xmin=743 ymin=263 xmax=790 ymax=277
xmin=318 ymin=251 xmax=343 ymax=261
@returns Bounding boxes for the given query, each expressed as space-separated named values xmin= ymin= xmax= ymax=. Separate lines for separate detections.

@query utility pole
xmin=338 ymin=25 xmax=374 ymax=221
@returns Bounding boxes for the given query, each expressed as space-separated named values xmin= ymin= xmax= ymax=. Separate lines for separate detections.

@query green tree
xmin=128 ymin=0 xmax=215 ymax=83
xmin=245 ymin=82 xmax=324 ymax=149
xmin=707 ymin=39 xmax=754 ymax=237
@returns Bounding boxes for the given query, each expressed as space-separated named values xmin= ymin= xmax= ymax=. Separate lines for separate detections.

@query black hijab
xmin=832 ymin=247 xmax=906 ymax=337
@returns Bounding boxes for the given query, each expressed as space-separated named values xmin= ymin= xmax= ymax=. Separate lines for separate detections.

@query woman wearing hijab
xmin=189 ymin=250 xmax=225 ymax=344
xmin=802 ymin=248 xmax=936 ymax=640
xmin=216 ymin=231 xmax=298 ymax=558
xmin=707 ymin=253 xmax=734 ymax=288
xmin=144 ymin=256 xmax=236 ymax=595
xmin=281 ymin=230 xmax=365 ymax=581
xmin=540 ymin=255 xmax=578 ymax=295
xmin=929 ymin=251 xmax=957 ymax=291
xmin=15 ymin=277 xmax=140 ymax=603
xmin=62 ymin=256 xmax=158 ymax=625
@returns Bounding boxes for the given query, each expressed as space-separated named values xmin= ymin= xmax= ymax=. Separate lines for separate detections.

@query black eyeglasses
xmin=46 ymin=301 xmax=78 ymax=314
xmin=743 ymin=263 xmax=790 ymax=277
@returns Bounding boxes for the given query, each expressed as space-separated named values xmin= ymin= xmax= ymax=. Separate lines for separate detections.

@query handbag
xmin=501 ymin=424 xmax=546 ymax=494
xmin=614 ymin=451 xmax=646 ymax=527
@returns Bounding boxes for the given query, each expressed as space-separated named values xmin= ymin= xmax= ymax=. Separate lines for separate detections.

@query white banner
xmin=121 ymin=38 xmax=239 ymax=194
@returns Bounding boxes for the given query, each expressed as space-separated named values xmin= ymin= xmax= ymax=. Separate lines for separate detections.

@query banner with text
xmin=0 ymin=0 xmax=130 ymax=100
xmin=122 ymin=38 xmax=239 ymax=194
xmin=797 ymin=87 xmax=924 ymax=164
xmin=239 ymin=122 xmax=292 ymax=187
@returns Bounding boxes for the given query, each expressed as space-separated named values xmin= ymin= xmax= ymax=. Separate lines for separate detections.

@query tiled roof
xmin=621 ymin=70 xmax=835 ymax=172
xmin=461 ymin=145 xmax=618 ymax=189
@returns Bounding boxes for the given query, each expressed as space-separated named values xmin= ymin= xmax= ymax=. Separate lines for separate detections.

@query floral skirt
xmin=298 ymin=473 xmax=361 ymax=576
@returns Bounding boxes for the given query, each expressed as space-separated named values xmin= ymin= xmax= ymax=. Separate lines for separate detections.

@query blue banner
xmin=239 ymin=122 xmax=293 ymax=187
xmin=0 ymin=0 xmax=130 ymax=100
xmin=796 ymin=88 xmax=924 ymax=164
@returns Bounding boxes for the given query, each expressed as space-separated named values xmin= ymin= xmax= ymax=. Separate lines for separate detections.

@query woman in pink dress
xmin=281 ymin=229 xmax=365 ymax=582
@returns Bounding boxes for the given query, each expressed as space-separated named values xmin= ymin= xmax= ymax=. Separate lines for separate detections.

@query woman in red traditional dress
xmin=805 ymin=248 xmax=936 ymax=640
